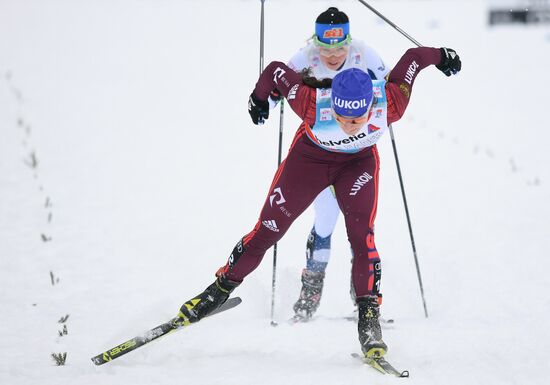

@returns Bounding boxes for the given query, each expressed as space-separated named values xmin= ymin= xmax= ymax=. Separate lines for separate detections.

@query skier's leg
xmin=219 ymin=135 xmax=329 ymax=283
xmin=292 ymin=187 xmax=340 ymax=320
xmin=308 ymin=186 xmax=340 ymax=271
xmin=177 ymin=133 xmax=329 ymax=324
xmin=333 ymin=146 xmax=386 ymax=357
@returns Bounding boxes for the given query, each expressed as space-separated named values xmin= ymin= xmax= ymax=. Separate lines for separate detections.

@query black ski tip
xmin=208 ymin=296 xmax=243 ymax=317
xmin=222 ymin=296 xmax=242 ymax=308
xmin=91 ymin=355 xmax=108 ymax=366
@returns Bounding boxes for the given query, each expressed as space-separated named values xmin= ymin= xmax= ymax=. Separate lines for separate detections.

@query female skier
xmin=282 ymin=6 xmax=390 ymax=321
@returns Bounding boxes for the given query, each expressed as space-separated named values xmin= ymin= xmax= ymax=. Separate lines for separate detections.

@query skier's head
xmin=314 ymin=7 xmax=351 ymax=70
xmin=315 ymin=7 xmax=350 ymax=45
xmin=331 ymin=68 xmax=374 ymax=132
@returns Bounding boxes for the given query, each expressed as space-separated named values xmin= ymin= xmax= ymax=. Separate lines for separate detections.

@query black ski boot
xmin=357 ymin=296 xmax=387 ymax=358
xmin=174 ymin=276 xmax=239 ymax=327
xmin=292 ymin=269 xmax=325 ymax=321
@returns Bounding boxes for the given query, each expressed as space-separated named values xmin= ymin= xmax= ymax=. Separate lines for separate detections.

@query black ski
xmin=91 ymin=297 xmax=242 ymax=366
xmin=351 ymin=352 xmax=409 ymax=377
xmin=332 ymin=315 xmax=394 ymax=325
xmin=289 ymin=314 xmax=394 ymax=325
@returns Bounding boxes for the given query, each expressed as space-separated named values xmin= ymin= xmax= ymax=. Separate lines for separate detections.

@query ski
xmin=351 ymin=352 xmax=409 ymax=377
xmin=289 ymin=314 xmax=394 ymax=325
xmin=91 ymin=297 xmax=242 ymax=366
xmin=337 ymin=315 xmax=394 ymax=325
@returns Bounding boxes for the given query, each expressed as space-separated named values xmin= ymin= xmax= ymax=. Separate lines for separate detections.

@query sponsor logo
xmin=349 ymin=172 xmax=373 ymax=196
xmin=323 ymin=28 xmax=344 ymax=39
xmin=404 ymin=60 xmax=419 ymax=85
xmin=374 ymin=108 xmax=383 ymax=118
xmin=399 ymin=83 xmax=410 ymax=99
xmin=373 ymin=86 xmax=383 ymax=98
xmin=312 ymin=57 xmax=320 ymax=67
xmin=279 ymin=206 xmax=292 ymax=217
xmin=269 ymin=187 xmax=286 ymax=207
xmin=273 ymin=67 xmax=286 ymax=84
xmin=228 ymin=239 xmax=245 ymax=268
xmin=320 ymin=107 xmax=332 ymax=121
xmin=333 ymin=96 xmax=368 ymax=111
xmin=319 ymin=88 xmax=331 ymax=98
xmin=288 ymin=84 xmax=299 ymax=100
xmin=368 ymin=124 xmax=380 ymax=134
xmin=373 ymin=260 xmax=382 ymax=293
xmin=354 ymin=54 xmax=361 ymax=65
xmin=262 ymin=220 xmax=279 ymax=232
xmin=378 ymin=63 xmax=386 ymax=72
xmin=108 ymin=340 xmax=137 ymax=358
xmin=144 ymin=327 xmax=164 ymax=341
xmin=315 ymin=132 xmax=367 ymax=147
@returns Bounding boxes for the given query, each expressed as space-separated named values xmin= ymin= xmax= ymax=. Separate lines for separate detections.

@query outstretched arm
xmin=386 ymin=47 xmax=461 ymax=124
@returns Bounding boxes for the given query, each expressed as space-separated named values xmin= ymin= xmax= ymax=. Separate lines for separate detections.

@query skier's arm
xmin=287 ymin=49 xmax=309 ymax=73
xmin=360 ymin=42 xmax=389 ymax=80
xmin=250 ymin=61 xmax=316 ymax=124
xmin=267 ymin=50 xmax=308 ymax=110
xmin=385 ymin=47 xmax=457 ymax=124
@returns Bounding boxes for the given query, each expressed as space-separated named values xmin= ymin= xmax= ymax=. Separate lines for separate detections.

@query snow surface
xmin=1 ymin=0 xmax=549 ymax=384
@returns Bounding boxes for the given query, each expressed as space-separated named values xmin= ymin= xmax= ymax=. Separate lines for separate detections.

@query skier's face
xmin=333 ymin=108 xmax=372 ymax=136
xmin=319 ymin=46 xmax=349 ymax=70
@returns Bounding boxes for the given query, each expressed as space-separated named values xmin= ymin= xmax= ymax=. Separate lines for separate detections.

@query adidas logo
xmin=262 ymin=219 xmax=279 ymax=232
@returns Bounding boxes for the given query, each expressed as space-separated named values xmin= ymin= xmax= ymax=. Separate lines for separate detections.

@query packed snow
xmin=1 ymin=1 xmax=549 ymax=384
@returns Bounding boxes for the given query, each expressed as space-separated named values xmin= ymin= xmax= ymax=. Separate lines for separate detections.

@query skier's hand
xmin=436 ymin=47 xmax=461 ymax=77
xmin=248 ymin=93 xmax=269 ymax=125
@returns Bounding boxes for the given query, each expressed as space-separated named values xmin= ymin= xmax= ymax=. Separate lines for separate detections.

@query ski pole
xmin=355 ymin=0 xmax=422 ymax=47
xmin=257 ymin=0 xmax=280 ymax=327
xmin=388 ymin=126 xmax=428 ymax=318
xmin=259 ymin=0 xmax=265 ymax=74
xmin=356 ymin=0 xmax=428 ymax=318
xmin=270 ymin=102 xmax=284 ymax=328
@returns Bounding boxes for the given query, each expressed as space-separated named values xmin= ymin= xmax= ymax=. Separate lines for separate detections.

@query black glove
xmin=248 ymin=93 xmax=269 ymax=125
xmin=436 ymin=47 xmax=461 ymax=77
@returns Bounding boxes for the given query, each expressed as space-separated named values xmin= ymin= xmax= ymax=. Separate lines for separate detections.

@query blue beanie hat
xmin=332 ymin=68 xmax=373 ymax=117
xmin=315 ymin=7 xmax=350 ymax=45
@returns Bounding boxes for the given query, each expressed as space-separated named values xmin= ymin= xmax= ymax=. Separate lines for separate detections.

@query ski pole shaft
xmin=388 ymin=126 xmax=428 ymax=318
xmin=355 ymin=0 xmax=422 ymax=47
xmin=277 ymin=101 xmax=284 ymax=166
xmin=259 ymin=0 xmax=265 ymax=74
xmin=258 ymin=0 xmax=280 ymax=326
xmin=356 ymin=0 xmax=428 ymax=317
xmin=270 ymin=98 xmax=284 ymax=327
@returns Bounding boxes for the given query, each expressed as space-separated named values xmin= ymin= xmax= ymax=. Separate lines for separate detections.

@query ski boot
xmin=292 ymin=269 xmax=325 ymax=322
xmin=357 ymin=296 xmax=387 ymax=358
xmin=174 ymin=276 xmax=239 ymax=327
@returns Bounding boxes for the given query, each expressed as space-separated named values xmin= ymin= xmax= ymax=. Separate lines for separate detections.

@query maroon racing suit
xmin=218 ymin=47 xmax=442 ymax=298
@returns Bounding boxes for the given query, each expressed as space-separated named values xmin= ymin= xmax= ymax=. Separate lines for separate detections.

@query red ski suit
xmin=219 ymin=47 xmax=442 ymax=298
